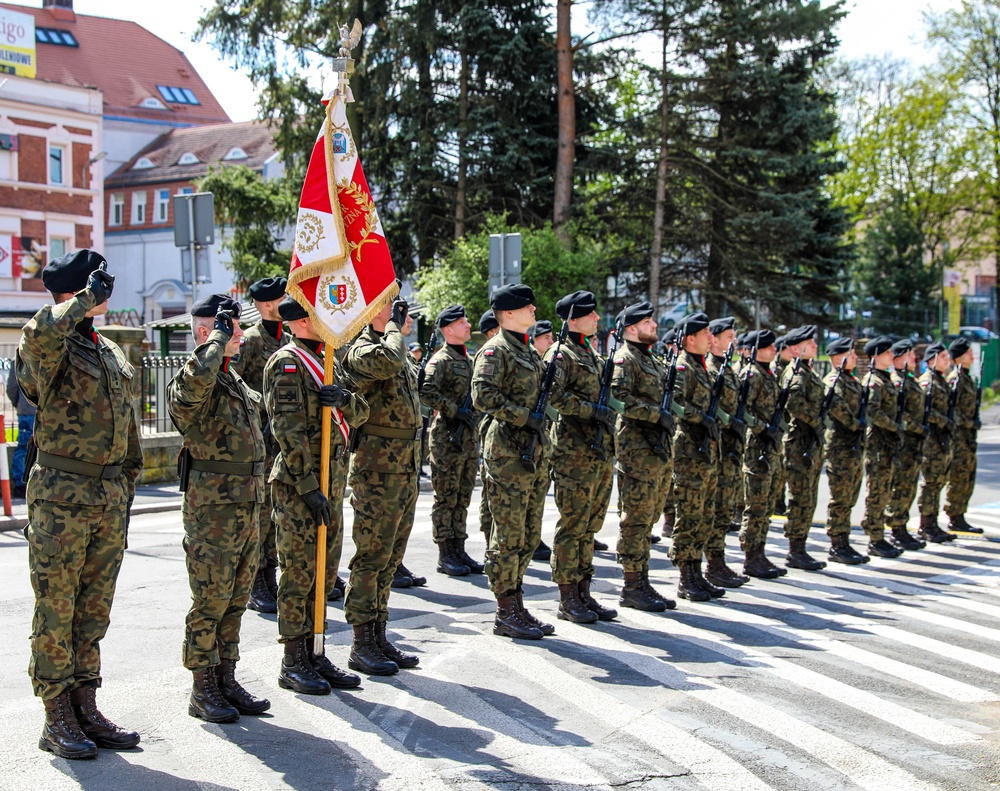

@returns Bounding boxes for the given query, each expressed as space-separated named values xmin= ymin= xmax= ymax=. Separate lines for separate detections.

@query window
xmin=49 ymin=145 xmax=64 ymax=185
xmin=139 ymin=97 xmax=166 ymax=110
xmin=178 ymin=186 xmax=194 ymax=196
xmin=157 ymin=85 xmax=200 ymax=106
xmin=177 ymin=152 xmax=199 ymax=166
xmin=223 ymin=147 xmax=248 ymax=161
xmin=154 ymin=189 xmax=170 ymax=223
xmin=110 ymin=193 xmax=124 ymax=226
xmin=132 ymin=191 xmax=147 ymax=224
xmin=49 ymin=238 xmax=68 ymax=261
xmin=133 ymin=157 xmax=155 ymax=170
xmin=36 ymin=28 xmax=79 ymax=47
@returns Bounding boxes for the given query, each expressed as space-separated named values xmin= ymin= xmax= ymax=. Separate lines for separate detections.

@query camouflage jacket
xmin=264 ymin=336 xmax=369 ymax=494
xmin=672 ymin=349 xmax=717 ymax=462
xmin=865 ymin=368 xmax=899 ymax=441
xmin=823 ymin=369 xmax=864 ymax=445
xmin=421 ymin=343 xmax=477 ymax=456
xmin=547 ymin=333 xmax=614 ymax=461
xmin=231 ymin=320 xmax=285 ymax=394
xmin=782 ymin=359 xmax=824 ymax=441
xmin=343 ymin=321 xmax=421 ymax=474
xmin=167 ymin=330 xmax=266 ymax=506
xmin=918 ymin=368 xmax=951 ymax=433
xmin=16 ymin=292 xmax=142 ymax=505
xmin=611 ymin=340 xmax=669 ymax=474
xmin=744 ymin=360 xmax=780 ymax=438
xmin=946 ymin=367 xmax=978 ymax=431
xmin=472 ymin=328 xmax=548 ymax=465
xmin=891 ymin=368 xmax=924 ymax=436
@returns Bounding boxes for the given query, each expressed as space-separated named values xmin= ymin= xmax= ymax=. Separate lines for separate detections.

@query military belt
xmin=37 ymin=450 xmax=123 ymax=479
xmin=359 ymin=424 xmax=420 ymax=441
xmin=189 ymin=458 xmax=266 ymax=476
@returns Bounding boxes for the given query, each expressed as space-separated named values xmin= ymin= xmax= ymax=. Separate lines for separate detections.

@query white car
xmin=658 ymin=302 xmax=690 ymax=331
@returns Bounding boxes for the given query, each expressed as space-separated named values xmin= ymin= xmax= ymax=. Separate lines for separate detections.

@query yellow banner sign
xmin=0 ymin=9 xmax=35 ymax=79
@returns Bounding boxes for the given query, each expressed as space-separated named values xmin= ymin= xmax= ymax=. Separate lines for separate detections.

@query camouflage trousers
xmin=945 ymin=428 xmax=977 ymax=518
xmin=783 ymin=433 xmax=824 ymax=541
xmin=707 ymin=438 xmax=743 ymax=555
xmin=918 ymin=430 xmax=952 ymax=517
xmin=344 ymin=469 xmax=418 ymax=626
xmin=669 ymin=447 xmax=719 ymax=563
xmin=551 ymin=459 xmax=614 ymax=585
xmin=27 ymin=500 xmax=126 ymax=700
xmin=885 ymin=433 xmax=922 ymax=529
xmin=482 ymin=457 xmax=544 ymax=594
xmin=772 ymin=449 xmax=787 ymax=513
xmin=479 ymin=459 xmax=493 ymax=540
xmin=861 ymin=430 xmax=897 ymax=541
xmin=739 ymin=437 xmax=780 ymax=551
xmin=182 ymin=500 xmax=259 ymax=668
xmin=273 ymin=470 xmax=348 ymax=641
xmin=663 ymin=475 xmax=675 ymax=521
xmin=824 ymin=437 xmax=863 ymax=537
xmin=257 ymin=449 xmax=278 ymax=569
xmin=616 ymin=458 xmax=671 ymax=573
xmin=430 ymin=444 xmax=478 ymax=543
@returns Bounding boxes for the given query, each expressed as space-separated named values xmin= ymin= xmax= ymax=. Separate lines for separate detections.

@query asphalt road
xmin=1 ymin=429 xmax=999 ymax=790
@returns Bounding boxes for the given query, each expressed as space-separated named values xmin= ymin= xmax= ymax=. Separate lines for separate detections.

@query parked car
xmin=657 ymin=302 xmax=691 ymax=332
xmin=958 ymin=326 xmax=998 ymax=343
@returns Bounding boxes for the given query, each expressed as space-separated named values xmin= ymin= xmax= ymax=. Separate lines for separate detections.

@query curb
xmin=0 ymin=499 xmax=184 ymax=533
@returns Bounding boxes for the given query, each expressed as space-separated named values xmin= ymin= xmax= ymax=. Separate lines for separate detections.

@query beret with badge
xmin=191 ymin=293 xmax=242 ymax=318
xmin=42 ymin=249 xmax=107 ymax=293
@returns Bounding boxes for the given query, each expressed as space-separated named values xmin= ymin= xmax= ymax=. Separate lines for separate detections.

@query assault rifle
xmin=805 ymin=356 xmax=846 ymax=458
xmin=759 ymin=356 xmax=801 ymax=462
xmin=417 ymin=331 xmax=439 ymax=457
xmin=697 ymin=342 xmax=734 ymax=455
xmin=731 ymin=342 xmax=759 ymax=449
xmin=947 ymin=365 xmax=962 ymax=428
xmin=917 ymin=369 xmax=933 ymax=463
xmin=974 ymin=375 xmax=983 ymax=433
xmin=591 ymin=318 xmax=625 ymax=462
xmin=651 ymin=349 xmax=678 ymax=462
xmin=448 ymin=390 xmax=474 ymax=446
xmin=521 ymin=320 xmax=570 ymax=473
xmin=851 ymin=366 xmax=874 ymax=453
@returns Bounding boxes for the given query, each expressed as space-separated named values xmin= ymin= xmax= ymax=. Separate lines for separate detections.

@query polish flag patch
xmin=283 ymin=364 xmax=298 ymax=373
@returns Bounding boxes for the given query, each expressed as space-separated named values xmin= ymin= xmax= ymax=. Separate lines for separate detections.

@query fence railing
xmin=139 ymin=355 xmax=186 ymax=434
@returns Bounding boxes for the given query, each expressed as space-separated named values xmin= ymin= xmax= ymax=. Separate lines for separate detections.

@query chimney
xmin=43 ymin=0 xmax=76 ymax=22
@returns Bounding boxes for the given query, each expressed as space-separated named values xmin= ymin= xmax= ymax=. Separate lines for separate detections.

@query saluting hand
xmin=86 ymin=267 xmax=115 ymax=303
xmin=215 ymin=309 xmax=235 ymax=339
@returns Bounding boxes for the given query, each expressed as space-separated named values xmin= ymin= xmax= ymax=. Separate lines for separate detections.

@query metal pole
xmin=500 ymin=233 xmax=506 ymax=287
xmin=187 ymin=196 xmax=197 ymax=305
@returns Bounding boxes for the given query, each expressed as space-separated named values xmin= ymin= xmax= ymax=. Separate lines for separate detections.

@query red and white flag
xmin=287 ymin=89 xmax=397 ymax=348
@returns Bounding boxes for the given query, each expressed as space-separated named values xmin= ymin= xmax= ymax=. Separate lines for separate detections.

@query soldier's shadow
xmin=55 ymin=749 xmax=236 ymax=791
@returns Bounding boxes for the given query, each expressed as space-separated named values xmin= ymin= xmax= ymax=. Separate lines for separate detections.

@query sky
xmin=10 ymin=0 xmax=971 ymax=123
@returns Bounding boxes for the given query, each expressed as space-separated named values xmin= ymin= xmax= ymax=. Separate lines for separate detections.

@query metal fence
xmin=139 ymin=355 xmax=186 ymax=434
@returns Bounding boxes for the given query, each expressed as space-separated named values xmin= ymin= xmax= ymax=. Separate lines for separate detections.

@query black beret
xmin=784 ymin=325 xmax=817 ymax=347
xmin=278 ymin=296 xmax=309 ymax=322
xmin=436 ymin=304 xmax=466 ymax=328
xmin=923 ymin=341 xmax=947 ymax=362
xmin=662 ymin=327 xmax=677 ymax=345
xmin=736 ymin=332 xmax=750 ymax=348
xmin=678 ymin=311 xmax=710 ymax=336
xmin=191 ymin=293 xmax=242 ymax=319
xmin=532 ymin=320 xmax=553 ymax=338
xmin=555 ymin=290 xmax=597 ymax=320
xmin=479 ymin=309 xmax=499 ymax=334
xmin=774 ymin=334 xmax=788 ymax=352
xmin=863 ymin=335 xmax=893 ymax=357
xmin=709 ymin=316 xmax=736 ymax=335
xmin=619 ymin=301 xmax=654 ymax=328
xmin=949 ymin=337 xmax=971 ymax=358
xmin=42 ymin=249 xmax=107 ymax=293
xmin=890 ymin=339 xmax=913 ymax=358
xmin=827 ymin=337 xmax=854 ymax=356
xmin=745 ymin=329 xmax=776 ymax=349
xmin=247 ymin=276 xmax=287 ymax=302
xmin=491 ymin=284 xmax=535 ymax=312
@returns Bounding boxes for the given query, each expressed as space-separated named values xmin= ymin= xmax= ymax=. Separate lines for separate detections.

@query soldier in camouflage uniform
xmin=660 ymin=326 xmax=678 ymax=538
xmin=611 ymin=302 xmax=675 ymax=612
xmin=822 ymin=337 xmax=869 ymax=565
xmin=530 ymin=321 xmax=556 ymax=561
xmin=770 ymin=335 xmax=793 ymax=516
xmin=945 ymin=337 xmax=982 ymax=534
xmin=476 ymin=310 xmax=501 ymax=545
xmin=18 ymin=250 xmax=142 ymax=759
xmin=780 ymin=325 xmax=827 ymax=571
xmin=342 ymin=296 xmax=423 ymax=674
xmin=546 ymin=291 xmax=618 ymax=623
xmin=917 ymin=342 xmax=957 ymax=543
xmin=704 ymin=317 xmax=748 ymax=588
xmin=264 ymin=297 xmax=366 ymax=693
xmin=168 ymin=295 xmax=270 ymax=723
xmin=884 ymin=339 xmax=927 ymax=550
xmin=231 ymin=276 xmax=287 ymax=614
xmin=422 ymin=305 xmax=484 ymax=577
xmin=472 ymin=285 xmax=556 ymax=640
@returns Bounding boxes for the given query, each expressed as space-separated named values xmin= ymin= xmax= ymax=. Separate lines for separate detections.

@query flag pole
xmin=313 ymin=351 xmax=334 ymax=656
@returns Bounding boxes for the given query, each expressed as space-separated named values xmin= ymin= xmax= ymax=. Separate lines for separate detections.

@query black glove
xmin=124 ymin=495 xmax=134 ymax=550
xmin=319 ymin=384 xmax=349 ymax=408
xmin=974 ymin=418 xmax=982 ymax=431
xmin=86 ymin=267 xmax=115 ymax=303
xmin=524 ymin=411 xmax=546 ymax=438
xmin=592 ymin=403 xmax=616 ymax=430
xmin=215 ymin=309 xmax=235 ymax=338
xmin=456 ymin=407 xmax=478 ymax=428
xmin=390 ymin=298 xmax=409 ymax=326
xmin=702 ymin=413 xmax=720 ymax=442
xmin=658 ymin=410 xmax=675 ymax=433
xmin=302 ymin=490 xmax=334 ymax=527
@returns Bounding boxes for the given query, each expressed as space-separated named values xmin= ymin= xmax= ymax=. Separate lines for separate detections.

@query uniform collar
xmin=625 ymin=340 xmax=650 ymax=356
xmin=447 ymin=343 xmax=468 ymax=357
xmin=261 ymin=319 xmax=283 ymax=341
xmin=501 ymin=328 xmax=530 ymax=348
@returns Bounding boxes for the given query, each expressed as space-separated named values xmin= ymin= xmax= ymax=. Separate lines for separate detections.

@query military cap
xmin=949 ymin=337 xmax=971 ymax=358
xmin=42 ymin=249 xmax=107 ymax=293
xmin=784 ymin=325 xmax=817 ymax=347
xmin=745 ymin=329 xmax=776 ymax=349
xmin=247 ymin=276 xmax=287 ymax=302
xmin=662 ymin=327 xmax=678 ymax=345
xmin=479 ymin=309 xmax=499 ymax=334
xmin=436 ymin=304 xmax=466 ymax=328
xmin=709 ymin=316 xmax=735 ymax=335
xmin=736 ymin=331 xmax=748 ymax=349
xmin=774 ymin=334 xmax=788 ymax=352
xmin=555 ymin=290 xmax=597 ymax=320
xmin=890 ymin=338 xmax=913 ymax=358
xmin=826 ymin=337 xmax=854 ymax=356
xmin=191 ymin=293 xmax=242 ymax=318
xmin=923 ymin=341 xmax=947 ymax=362
xmin=678 ymin=311 xmax=710 ymax=336
xmin=863 ymin=335 xmax=893 ymax=357
xmin=491 ymin=284 xmax=535 ymax=311
xmin=532 ymin=320 xmax=553 ymax=338
xmin=408 ymin=342 xmax=421 ymax=352
xmin=618 ymin=301 xmax=654 ymax=328
xmin=278 ymin=296 xmax=309 ymax=322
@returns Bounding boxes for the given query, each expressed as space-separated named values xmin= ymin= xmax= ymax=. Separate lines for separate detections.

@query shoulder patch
xmin=484 ymin=349 xmax=495 ymax=356
xmin=481 ymin=363 xmax=496 ymax=377
xmin=283 ymin=363 xmax=297 ymax=373
xmin=676 ymin=364 xmax=686 ymax=371
xmin=614 ymin=357 xmax=625 ymax=365
xmin=556 ymin=352 xmax=564 ymax=360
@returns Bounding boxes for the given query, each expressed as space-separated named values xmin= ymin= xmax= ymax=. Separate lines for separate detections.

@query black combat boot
xmin=868 ymin=538 xmax=902 ymax=558
xmin=728 ymin=520 xmax=741 ymax=533
xmin=189 ymin=667 xmax=241 ymax=721
xmin=264 ymin=563 xmax=279 ymax=598
xmin=641 ymin=570 xmax=676 ymax=610
xmin=773 ymin=496 xmax=787 ymax=516
xmin=557 ymin=583 xmax=599 ymax=623
xmin=454 ymin=540 xmax=485 ymax=574
xmin=308 ymin=645 xmax=361 ymax=688
xmin=578 ymin=576 xmax=617 ymax=621
xmin=436 ymin=539 xmax=471 ymax=577
xmin=247 ymin=568 xmax=278 ymax=613
xmin=532 ymin=539 xmax=552 ymax=562
xmin=661 ymin=512 xmax=675 ymax=538
xmin=593 ymin=537 xmax=609 ymax=551
xmin=950 ymin=514 xmax=983 ymax=534
xmin=515 ymin=587 xmax=554 ymax=635
xmin=828 ymin=534 xmax=868 ymax=565
xmin=693 ymin=560 xmax=726 ymax=598
xmin=217 ymin=659 xmax=271 ymax=714
xmin=348 ymin=623 xmax=399 ymax=676
xmin=742 ymin=545 xmax=782 ymax=579
xmin=278 ymin=637 xmax=332 ymax=694
xmin=374 ymin=621 xmax=419 ymax=669
xmin=69 ymin=682 xmax=141 ymax=749
xmin=649 ymin=532 xmax=661 ymax=544
xmin=39 ymin=692 xmax=98 ymax=759
xmin=494 ymin=592 xmax=543 ymax=639
xmin=891 ymin=526 xmax=925 ymax=550
xmin=785 ymin=537 xmax=827 ymax=571
xmin=678 ymin=561 xmax=711 ymax=601
xmin=705 ymin=552 xmax=748 ymax=588
xmin=390 ymin=567 xmax=413 ymax=588
xmin=620 ymin=571 xmax=668 ymax=612
xmin=328 ymin=575 xmax=346 ymax=601
xmin=918 ymin=514 xmax=953 ymax=544
xmin=397 ymin=563 xmax=427 ymax=587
